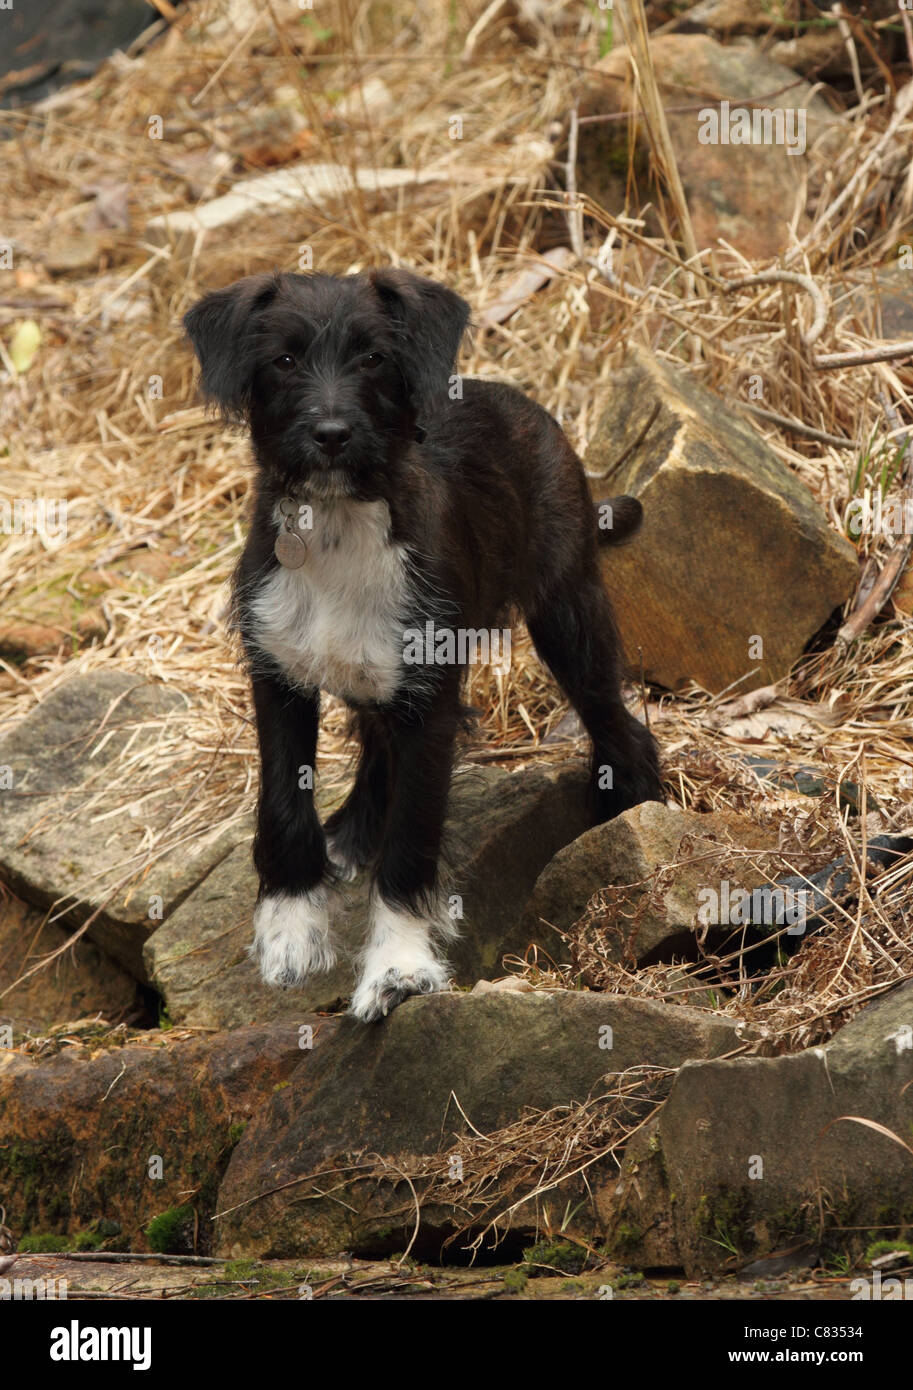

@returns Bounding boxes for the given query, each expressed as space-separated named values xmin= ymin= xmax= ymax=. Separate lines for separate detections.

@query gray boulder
xmin=607 ymin=981 xmax=913 ymax=1276
xmin=520 ymin=801 xmax=771 ymax=968
xmin=0 ymin=671 xmax=246 ymax=977
xmin=214 ymin=990 xmax=740 ymax=1258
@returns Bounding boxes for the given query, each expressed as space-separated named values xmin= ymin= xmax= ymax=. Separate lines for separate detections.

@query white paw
xmin=325 ymin=833 xmax=359 ymax=883
xmin=251 ymin=889 xmax=336 ymax=986
xmin=349 ymin=900 xmax=450 ymax=1022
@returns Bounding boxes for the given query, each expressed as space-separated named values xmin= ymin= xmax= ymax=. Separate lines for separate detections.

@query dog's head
xmin=183 ymin=268 xmax=469 ymax=497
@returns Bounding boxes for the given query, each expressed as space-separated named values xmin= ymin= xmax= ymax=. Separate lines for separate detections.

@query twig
xmin=617 ymin=0 xmax=706 ymax=300
xmin=837 ymin=393 xmax=913 ymax=644
xmin=831 ymin=4 xmax=865 ymax=108
xmin=722 ymin=270 xmax=830 ymax=348
xmin=739 ymin=404 xmax=856 ymax=449
xmin=813 ymin=340 xmax=913 ymax=369
xmin=708 ymin=682 xmax=782 ymax=726
xmin=32 ymin=1251 xmax=224 ymax=1266
xmin=564 ymin=107 xmax=646 ymax=300
xmin=460 ymin=0 xmax=507 ymax=64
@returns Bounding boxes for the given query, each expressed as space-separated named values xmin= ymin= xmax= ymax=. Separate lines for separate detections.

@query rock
xmin=444 ymin=762 xmax=591 ymax=979
xmin=769 ymin=29 xmax=858 ymax=81
xmin=677 ymin=0 xmax=787 ymax=34
xmin=42 ymin=231 xmax=106 ymax=276
xmin=214 ymin=990 xmax=740 ymax=1259
xmin=2 ymin=0 xmax=155 ymax=109
xmin=520 ymin=801 xmax=770 ymax=968
xmin=0 ymin=623 xmax=66 ymax=661
xmin=0 ymin=603 xmax=108 ymax=661
xmin=143 ymin=842 xmax=354 ymax=1028
xmin=145 ymin=761 xmax=591 ymax=1028
xmin=0 ymin=893 xmax=141 ymax=1039
xmin=470 ymin=976 xmax=533 ymax=994
xmin=0 ymin=671 xmax=247 ymax=977
xmin=585 ymin=346 xmax=858 ymax=693
xmin=848 ymin=266 xmax=913 ymax=341
xmin=0 ymin=1022 xmax=330 ymax=1251
xmin=607 ymin=980 xmax=913 ymax=1277
xmin=578 ymin=34 xmax=841 ymax=260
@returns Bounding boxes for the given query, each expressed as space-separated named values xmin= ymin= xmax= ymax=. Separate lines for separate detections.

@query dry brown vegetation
xmin=1 ymin=0 xmax=912 ymax=1049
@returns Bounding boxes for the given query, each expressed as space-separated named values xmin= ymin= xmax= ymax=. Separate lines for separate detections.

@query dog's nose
xmin=312 ymin=419 xmax=351 ymax=454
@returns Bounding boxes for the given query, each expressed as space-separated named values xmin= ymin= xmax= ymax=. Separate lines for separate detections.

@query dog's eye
xmin=360 ymin=352 xmax=383 ymax=371
xmin=273 ymin=354 xmax=296 ymax=372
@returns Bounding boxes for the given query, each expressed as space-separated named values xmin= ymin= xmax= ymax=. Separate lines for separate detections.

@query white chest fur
xmin=250 ymin=497 xmax=409 ymax=704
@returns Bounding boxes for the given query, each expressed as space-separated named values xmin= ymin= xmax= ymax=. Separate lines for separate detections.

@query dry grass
xmin=1 ymin=0 xmax=912 ymax=1053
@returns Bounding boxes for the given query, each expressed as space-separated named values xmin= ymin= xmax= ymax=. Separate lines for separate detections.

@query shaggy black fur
xmin=184 ymin=268 xmax=662 ymax=919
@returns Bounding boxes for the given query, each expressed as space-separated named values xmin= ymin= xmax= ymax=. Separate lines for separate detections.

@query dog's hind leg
xmin=526 ymin=579 xmax=663 ymax=822
xmin=323 ymin=710 xmax=392 ymax=880
xmin=349 ymin=685 xmax=461 ymax=1022
xmin=248 ymin=674 xmax=338 ymax=985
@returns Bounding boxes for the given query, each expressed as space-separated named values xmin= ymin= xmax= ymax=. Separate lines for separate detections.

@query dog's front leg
xmin=349 ymin=686 xmax=460 ymax=1022
xmin=249 ymin=673 xmax=336 ymax=986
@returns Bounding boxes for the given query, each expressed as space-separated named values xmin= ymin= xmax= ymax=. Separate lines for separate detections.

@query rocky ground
xmin=0 ymin=1252 xmax=869 ymax=1301
xmin=2 ymin=0 xmax=913 ymax=1301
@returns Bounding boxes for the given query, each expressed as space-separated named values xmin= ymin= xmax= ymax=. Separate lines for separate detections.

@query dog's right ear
xmin=183 ymin=274 xmax=279 ymax=418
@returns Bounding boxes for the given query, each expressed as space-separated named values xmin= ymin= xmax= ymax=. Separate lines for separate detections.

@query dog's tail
xmin=594 ymin=494 xmax=643 ymax=546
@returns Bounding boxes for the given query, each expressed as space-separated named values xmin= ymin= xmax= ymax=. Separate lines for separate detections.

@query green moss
xmin=221 ymin=1259 xmax=306 ymax=1289
xmin=522 ymin=1240 xmax=587 ymax=1276
xmin=866 ymin=1239 xmax=912 ymax=1262
xmin=0 ymin=1130 xmax=75 ymax=1231
xmin=18 ymin=1233 xmax=69 ymax=1253
xmin=695 ymin=1188 xmax=754 ymax=1259
xmin=228 ymin=1121 xmax=246 ymax=1146
xmin=69 ymin=1218 xmax=124 ymax=1252
xmin=611 ymin=1222 xmax=644 ymax=1255
xmin=146 ymin=1204 xmax=196 ymax=1255
xmin=72 ymin=1228 xmax=102 ymax=1251
xmin=503 ymin=1267 xmax=528 ymax=1294
xmin=613 ymin=1271 xmax=646 ymax=1290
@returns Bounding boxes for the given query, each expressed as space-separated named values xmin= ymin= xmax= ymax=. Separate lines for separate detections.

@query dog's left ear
xmin=183 ymin=274 xmax=280 ymax=418
xmin=370 ymin=267 xmax=470 ymax=420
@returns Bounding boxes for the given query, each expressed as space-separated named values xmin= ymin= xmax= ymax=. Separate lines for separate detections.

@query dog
xmin=184 ymin=267 xmax=662 ymax=1021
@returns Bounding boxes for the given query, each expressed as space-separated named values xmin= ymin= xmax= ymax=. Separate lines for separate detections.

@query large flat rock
xmin=607 ymin=981 xmax=913 ymax=1276
xmin=586 ymin=347 xmax=857 ymax=693
xmin=214 ymin=990 xmax=740 ymax=1258
xmin=145 ymin=761 xmax=592 ymax=1028
xmin=0 ymin=671 xmax=248 ymax=978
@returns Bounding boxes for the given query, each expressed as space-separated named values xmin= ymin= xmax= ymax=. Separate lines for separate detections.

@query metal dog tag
xmin=275 ymin=527 xmax=307 ymax=568
xmin=275 ymin=499 xmax=308 ymax=569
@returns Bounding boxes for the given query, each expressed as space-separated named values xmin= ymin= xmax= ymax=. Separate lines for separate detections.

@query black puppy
xmin=184 ymin=268 xmax=662 ymax=1021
